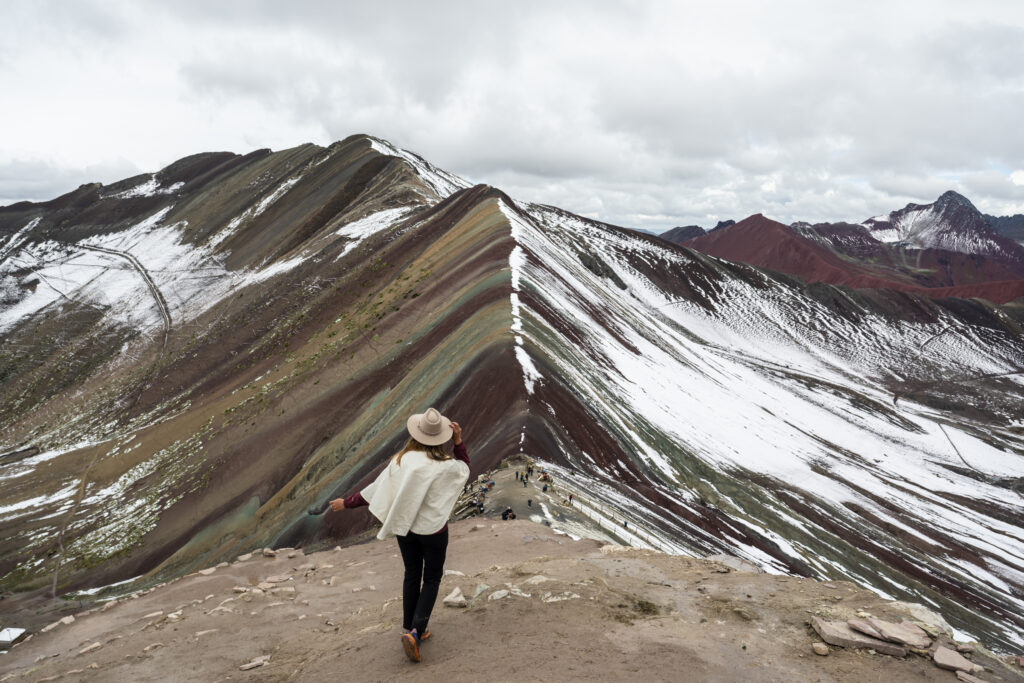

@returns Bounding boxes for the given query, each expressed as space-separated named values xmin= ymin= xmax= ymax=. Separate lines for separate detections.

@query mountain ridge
xmin=2 ymin=135 xmax=1023 ymax=652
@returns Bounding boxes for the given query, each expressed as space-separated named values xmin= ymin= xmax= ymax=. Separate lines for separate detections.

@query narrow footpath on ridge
xmin=459 ymin=456 xmax=679 ymax=553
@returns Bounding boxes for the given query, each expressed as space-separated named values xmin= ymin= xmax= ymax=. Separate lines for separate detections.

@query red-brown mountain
xmin=682 ymin=196 xmax=1024 ymax=304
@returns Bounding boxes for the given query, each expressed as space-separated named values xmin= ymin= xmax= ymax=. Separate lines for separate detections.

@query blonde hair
xmin=393 ymin=437 xmax=452 ymax=466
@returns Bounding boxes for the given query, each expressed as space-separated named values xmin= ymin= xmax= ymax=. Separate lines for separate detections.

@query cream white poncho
xmin=361 ymin=451 xmax=470 ymax=540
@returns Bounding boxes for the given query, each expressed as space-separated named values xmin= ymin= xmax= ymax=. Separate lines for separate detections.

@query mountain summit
xmin=679 ymin=192 xmax=1024 ymax=302
xmin=1 ymin=136 xmax=1023 ymax=652
xmin=862 ymin=190 xmax=1014 ymax=256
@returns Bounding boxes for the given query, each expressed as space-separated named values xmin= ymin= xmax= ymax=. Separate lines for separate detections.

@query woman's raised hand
xmin=328 ymin=498 xmax=346 ymax=512
xmin=451 ymin=421 xmax=462 ymax=445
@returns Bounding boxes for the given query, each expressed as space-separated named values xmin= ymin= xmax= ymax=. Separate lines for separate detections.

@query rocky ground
xmin=2 ymin=465 xmax=1023 ymax=682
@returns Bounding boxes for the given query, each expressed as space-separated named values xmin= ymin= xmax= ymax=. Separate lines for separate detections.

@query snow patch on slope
xmin=503 ymin=203 xmax=543 ymax=395
xmin=367 ymin=136 xmax=470 ymax=201
xmin=108 ymin=177 xmax=184 ymax=199
xmin=335 ymin=207 xmax=414 ymax=260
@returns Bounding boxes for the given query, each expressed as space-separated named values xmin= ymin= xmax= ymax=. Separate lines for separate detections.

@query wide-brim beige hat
xmin=407 ymin=407 xmax=453 ymax=446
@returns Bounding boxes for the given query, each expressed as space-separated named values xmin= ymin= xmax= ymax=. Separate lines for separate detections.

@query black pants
xmin=395 ymin=528 xmax=448 ymax=634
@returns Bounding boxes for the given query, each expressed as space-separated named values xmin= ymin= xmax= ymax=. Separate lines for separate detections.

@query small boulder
xmin=143 ymin=643 xmax=163 ymax=653
xmin=866 ymin=617 xmax=931 ymax=649
xmin=934 ymin=646 xmax=982 ymax=673
xmin=443 ymin=587 xmax=467 ymax=608
xmin=237 ymin=553 xmax=253 ymax=562
xmin=848 ymin=619 xmax=883 ymax=639
xmin=812 ymin=643 xmax=829 ymax=656
xmin=488 ymin=589 xmax=510 ymax=601
xmin=262 ymin=548 xmax=276 ymax=558
xmin=265 ymin=575 xmax=290 ymax=583
xmin=956 ymin=643 xmax=975 ymax=654
xmin=78 ymin=642 xmax=101 ymax=655
xmin=810 ymin=617 xmax=906 ymax=657
xmin=198 ymin=567 xmax=217 ymax=576
xmin=101 ymin=600 xmax=118 ymax=612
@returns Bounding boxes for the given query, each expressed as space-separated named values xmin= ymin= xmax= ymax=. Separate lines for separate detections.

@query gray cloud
xmin=2 ymin=1 xmax=1023 ymax=228
xmin=0 ymin=158 xmax=141 ymax=206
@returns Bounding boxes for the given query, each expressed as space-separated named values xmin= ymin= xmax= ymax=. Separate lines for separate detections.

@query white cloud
xmin=2 ymin=1 xmax=1023 ymax=227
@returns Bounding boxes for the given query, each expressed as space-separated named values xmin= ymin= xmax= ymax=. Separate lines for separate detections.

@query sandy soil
xmin=3 ymin=470 xmax=1022 ymax=683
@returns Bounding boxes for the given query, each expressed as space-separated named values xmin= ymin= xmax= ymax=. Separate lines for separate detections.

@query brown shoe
xmin=401 ymin=632 xmax=421 ymax=662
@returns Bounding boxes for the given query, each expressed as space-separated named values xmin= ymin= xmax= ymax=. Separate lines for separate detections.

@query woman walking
xmin=328 ymin=408 xmax=470 ymax=663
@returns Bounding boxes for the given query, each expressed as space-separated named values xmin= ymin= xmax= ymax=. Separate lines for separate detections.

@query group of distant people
xmin=463 ymin=476 xmax=495 ymax=514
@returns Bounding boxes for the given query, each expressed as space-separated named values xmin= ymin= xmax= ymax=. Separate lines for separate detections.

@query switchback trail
xmin=77 ymin=244 xmax=172 ymax=349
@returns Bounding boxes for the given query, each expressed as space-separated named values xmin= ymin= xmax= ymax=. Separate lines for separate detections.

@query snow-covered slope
xmin=864 ymin=191 xmax=1012 ymax=257
xmin=506 ymin=200 xmax=1024 ymax=650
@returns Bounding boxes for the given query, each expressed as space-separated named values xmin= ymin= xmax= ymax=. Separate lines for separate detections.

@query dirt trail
xmin=4 ymin=518 xmax=1020 ymax=682
xmin=78 ymin=244 xmax=172 ymax=348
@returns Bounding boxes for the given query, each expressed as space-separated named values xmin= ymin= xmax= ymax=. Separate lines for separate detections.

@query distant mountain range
xmin=659 ymin=192 xmax=1024 ymax=304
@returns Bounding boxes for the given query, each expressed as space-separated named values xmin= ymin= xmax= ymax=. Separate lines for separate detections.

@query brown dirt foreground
xmin=2 ymin=519 xmax=1021 ymax=683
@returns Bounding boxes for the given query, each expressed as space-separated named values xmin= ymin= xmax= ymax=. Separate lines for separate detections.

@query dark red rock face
xmin=684 ymin=211 xmax=1024 ymax=304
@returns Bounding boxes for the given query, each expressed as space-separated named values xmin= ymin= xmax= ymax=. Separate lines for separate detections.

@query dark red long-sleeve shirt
xmin=342 ymin=442 xmax=469 ymax=534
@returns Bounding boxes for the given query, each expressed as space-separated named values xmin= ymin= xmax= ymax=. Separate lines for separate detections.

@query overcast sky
xmin=2 ymin=1 xmax=1024 ymax=231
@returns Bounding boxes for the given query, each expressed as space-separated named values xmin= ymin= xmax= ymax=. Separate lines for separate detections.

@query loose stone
xmin=810 ymin=617 xmax=906 ymax=657
xmin=847 ymin=619 xmax=883 ymax=639
xmin=812 ymin=643 xmax=829 ymax=656
xmin=443 ymin=587 xmax=468 ymax=607
xmin=239 ymin=655 xmax=271 ymax=670
xmin=933 ymin=647 xmax=982 ymax=673
xmin=955 ymin=672 xmax=985 ymax=683
xmin=865 ymin=617 xmax=931 ymax=649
